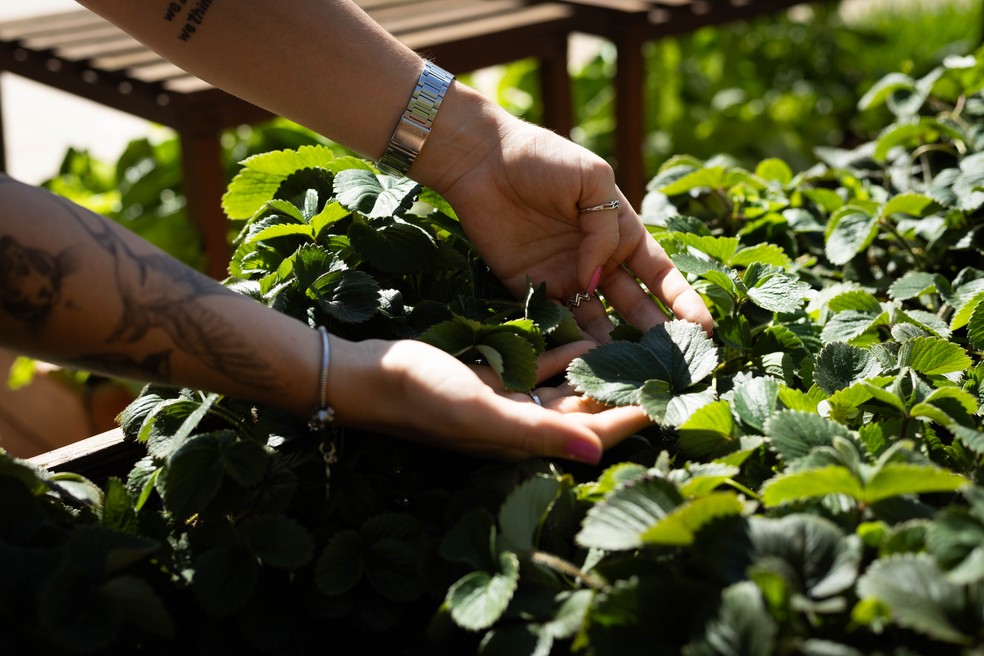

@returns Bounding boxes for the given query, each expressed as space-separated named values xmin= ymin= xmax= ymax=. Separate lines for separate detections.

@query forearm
xmin=73 ymin=0 xmax=501 ymax=186
xmin=0 ymin=175 xmax=327 ymax=418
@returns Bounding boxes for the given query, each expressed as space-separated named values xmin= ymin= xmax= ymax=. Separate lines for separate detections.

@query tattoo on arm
xmin=0 ymin=235 xmax=75 ymax=326
xmin=0 ymin=175 xmax=277 ymax=392
xmin=163 ymin=0 xmax=214 ymax=42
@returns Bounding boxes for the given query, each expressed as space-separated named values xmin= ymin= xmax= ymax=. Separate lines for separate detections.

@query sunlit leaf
xmin=813 ymin=342 xmax=883 ymax=394
xmin=576 ymin=475 xmax=683 ymax=551
xmin=446 ymin=551 xmax=520 ymax=631
xmin=498 ymin=475 xmax=561 ymax=553
xmin=761 ymin=466 xmax=862 ymax=507
xmin=897 ymin=336 xmax=971 ymax=375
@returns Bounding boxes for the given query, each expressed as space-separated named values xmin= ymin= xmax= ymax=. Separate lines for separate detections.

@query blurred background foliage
xmin=488 ymin=0 xmax=981 ymax=175
xmin=41 ymin=0 xmax=982 ymax=266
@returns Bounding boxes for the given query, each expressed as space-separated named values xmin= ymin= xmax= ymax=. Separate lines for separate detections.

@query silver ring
xmin=578 ymin=199 xmax=620 ymax=214
xmin=528 ymin=391 xmax=543 ymax=406
xmin=567 ymin=291 xmax=591 ymax=309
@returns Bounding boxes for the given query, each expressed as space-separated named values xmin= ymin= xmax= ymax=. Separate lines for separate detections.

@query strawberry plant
xmin=4 ymin=45 xmax=984 ymax=654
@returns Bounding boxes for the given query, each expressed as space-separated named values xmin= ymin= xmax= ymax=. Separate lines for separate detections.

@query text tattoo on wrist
xmin=163 ymin=0 xmax=213 ymax=42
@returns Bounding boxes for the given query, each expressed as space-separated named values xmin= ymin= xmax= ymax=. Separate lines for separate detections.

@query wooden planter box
xmin=27 ymin=428 xmax=144 ymax=484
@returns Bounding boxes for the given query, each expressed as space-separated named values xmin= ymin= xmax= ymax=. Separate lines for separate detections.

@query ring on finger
xmin=566 ymin=291 xmax=592 ymax=309
xmin=578 ymin=199 xmax=620 ymax=214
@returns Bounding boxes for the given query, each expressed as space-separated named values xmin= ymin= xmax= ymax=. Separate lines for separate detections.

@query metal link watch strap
xmin=376 ymin=61 xmax=455 ymax=177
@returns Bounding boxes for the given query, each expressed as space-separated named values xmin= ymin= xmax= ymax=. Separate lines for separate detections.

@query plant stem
xmin=530 ymin=551 xmax=608 ymax=591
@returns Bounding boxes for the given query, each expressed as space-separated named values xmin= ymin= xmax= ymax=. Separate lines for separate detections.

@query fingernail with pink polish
xmin=566 ymin=439 xmax=602 ymax=465
xmin=587 ymin=266 xmax=603 ymax=295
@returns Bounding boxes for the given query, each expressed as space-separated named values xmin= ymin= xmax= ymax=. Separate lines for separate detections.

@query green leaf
xmin=727 ymin=243 xmax=792 ymax=269
xmin=813 ymin=342 xmax=882 ymax=394
xmin=639 ymin=381 xmax=717 ymax=426
xmin=640 ymin=493 xmax=746 ymax=546
xmin=440 ymin=509 xmax=496 ymax=570
xmin=954 ymin=152 xmax=984 ymax=212
xmin=348 ymin=218 xmax=436 ymax=274
xmin=950 ymin=287 xmax=984 ymax=331
xmin=857 ymin=554 xmax=973 ymax=644
xmin=476 ymin=331 xmax=539 ymax=392
xmin=731 ymin=375 xmax=780 ymax=433
xmin=888 ymin=271 xmax=939 ymax=301
xmin=223 ymin=145 xmax=337 ymax=219
xmin=755 ymin=158 xmax=793 ymax=185
xmin=765 ymin=410 xmax=854 ymax=463
xmin=761 ymin=466 xmax=862 ymax=507
xmin=820 ymin=310 xmax=885 ymax=345
xmin=498 ymin=474 xmax=561 ymax=553
xmin=639 ymin=320 xmax=719 ymax=390
xmin=576 ymin=475 xmax=683 ymax=551
xmin=749 ymin=514 xmax=862 ymax=599
xmin=544 ymin=590 xmax=594 ymax=640
xmin=420 ymin=315 xmax=482 ymax=356
xmin=684 ymin=582 xmax=777 ymax=656
xmin=677 ymin=400 xmax=735 ymax=457
xmin=577 ymin=462 xmax=648 ymax=502
xmin=826 ymin=289 xmax=883 ymax=314
xmin=308 ymin=269 xmax=381 ymax=323
xmin=316 ymin=530 xmax=365 ymax=596
xmin=897 ymin=336 xmax=971 ymax=375
xmin=864 ymin=464 xmax=967 ymax=504
xmin=218 ymin=439 xmax=269 ymax=487
xmin=743 ymin=263 xmax=811 ymax=313
xmin=968 ymin=296 xmax=984 ymax=350
xmin=238 ymin=514 xmax=314 ymax=569
xmin=567 ymin=341 xmax=659 ymax=406
xmin=192 ymin=545 xmax=258 ymax=616
xmin=659 ymin=166 xmax=726 ymax=195
xmin=927 ymin=492 xmax=984 ymax=584
xmin=882 ymin=192 xmax=936 ymax=219
xmin=366 ymin=539 xmax=424 ymax=602
xmin=857 ymin=72 xmax=916 ymax=111
xmin=446 ymin=551 xmax=520 ymax=631
xmin=676 ymin=234 xmax=741 ymax=263
xmin=824 ymin=206 xmax=879 ymax=266
xmin=161 ymin=433 xmax=225 ymax=520
xmin=333 ymin=169 xmax=420 ymax=219
xmin=777 ymin=385 xmax=827 ymax=414
xmin=248 ymin=222 xmax=314 ymax=243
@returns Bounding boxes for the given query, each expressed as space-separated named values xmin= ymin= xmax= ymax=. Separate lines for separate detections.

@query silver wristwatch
xmin=376 ymin=61 xmax=455 ymax=177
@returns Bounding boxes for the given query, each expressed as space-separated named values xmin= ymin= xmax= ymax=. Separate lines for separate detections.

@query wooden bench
xmin=551 ymin=0 xmax=835 ymax=206
xmin=0 ymin=1 xmax=578 ymax=279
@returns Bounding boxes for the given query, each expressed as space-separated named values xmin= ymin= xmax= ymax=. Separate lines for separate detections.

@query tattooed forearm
xmin=49 ymin=196 xmax=277 ymax=390
xmin=163 ymin=0 xmax=214 ymax=42
xmin=1 ymin=174 xmax=278 ymax=393
xmin=0 ymin=235 xmax=75 ymax=326
xmin=65 ymin=350 xmax=173 ymax=384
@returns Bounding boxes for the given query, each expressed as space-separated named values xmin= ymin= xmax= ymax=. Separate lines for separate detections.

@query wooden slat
xmin=402 ymin=4 xmax=574 ymax=51
xmin=53 ymin=34 xmax=146 ymax=62
xmin=0 ymin=10 xmax=105 ymax=40
xmin=27 ymin=428 xmax=144 ymax=484
xmin=20 ymin=23 xmax=124 ymax=50
xmin=91 ymin=49 xmax=165 ymax=72
xmin=371 ymin=0 xmax=525 ymax=35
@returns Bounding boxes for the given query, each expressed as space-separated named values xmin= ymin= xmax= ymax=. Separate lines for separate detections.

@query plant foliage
xmin=6 ymin=41 xmax=984 ymax=655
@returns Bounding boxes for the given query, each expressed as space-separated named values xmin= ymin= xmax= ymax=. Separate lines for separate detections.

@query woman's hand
xmin=328 ymin=337 xmax=650 ymax=464
xmin=415 ymin=86 xmax=713 ymax=343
